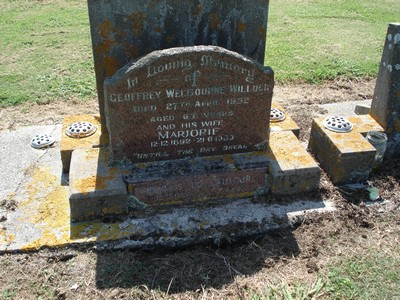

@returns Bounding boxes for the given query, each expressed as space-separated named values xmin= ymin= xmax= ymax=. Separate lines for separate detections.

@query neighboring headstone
xmin=87 ymin=0 xmax=270 ymax=131
xmin=104 ymin=46 xmax=274 ymax=163
xmin=370 ymin=23 xmax=400 ymax=158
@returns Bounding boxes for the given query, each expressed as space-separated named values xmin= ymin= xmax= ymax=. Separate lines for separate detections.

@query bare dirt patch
xmin=274 ymin=77 xmax=376 ymax=142
xmin=0 ymin=99 xmax=99 ymax=131
xmin=0 ymin=78 xmax=375 ymax=132
xmin=1 ymin=79 xmax=399 ymax=300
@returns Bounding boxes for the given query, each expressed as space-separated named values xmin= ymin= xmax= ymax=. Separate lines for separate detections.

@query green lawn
xmin=0 ymin=0 xmax=398 ymax=107
xmin=0 ymin=0 xmax=94 ymax=107
xmin=266 ymin=0 xmax=399 ymax=82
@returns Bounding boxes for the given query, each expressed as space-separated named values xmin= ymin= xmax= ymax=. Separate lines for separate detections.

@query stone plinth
xmin=370 ymin=23 xmax=400 ymax=159
xmin=267 ymin=131 xmax=320 ymax=195
xmin=308 ymin=115 xmax=384 ymax=185
xmin=69 ymin=148 xmax=128 ymax=221
xmin=66 ymin=125 xmax=322 ymax=219
xmin=125 ymin=153 xmax=268 ymax=205
xmin=60 ymin=115 xmax=108 ymax=172
xmin=88 ymin=0 xmax=270 ymax=131
xmin=270 ymin=103 xmax=300 ymax=137
xmin=67 ymin=132 xmax=320 ymax=215
xmin=104 ymin=46 xmax=274 ymax=163
xmin=122 ymin=130 xmax=320 ymax=204
xmin=115 ymin=130 xmax=320 ymax=206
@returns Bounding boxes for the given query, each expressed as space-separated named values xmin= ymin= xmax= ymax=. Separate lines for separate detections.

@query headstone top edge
xmin=104 ymin=46 xmax=273 ymax=85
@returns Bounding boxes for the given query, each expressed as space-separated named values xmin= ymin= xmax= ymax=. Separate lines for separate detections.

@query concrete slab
xmin=308 ymin=115 xmax=384 ymax=185
xmin=267 ymin=131 xmax=320 ymax=195
xmin=0 ymin=124 xmax=61 ymax=201
xmin=270 ymin=103 xmax=300 ymax=137
xmin=60 ymin=115 xmax=109 ymax=172
xmin=317 ymin=100 xmax=372 ymax=117
xmin=0 ymin=124 xmax=335 ymax=252
xmin=69 ymin=148 xmax=128 ymax=221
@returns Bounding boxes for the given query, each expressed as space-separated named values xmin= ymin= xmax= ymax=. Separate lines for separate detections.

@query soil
xmin=1 ymin=78 xmax=399 ymax=299
xmin=0 ymin=78 xmax=375 ymax=133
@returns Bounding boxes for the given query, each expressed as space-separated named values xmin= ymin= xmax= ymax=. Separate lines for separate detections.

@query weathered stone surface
xmin=267 ymin=131 xmax=320 ymax=195
xmin=354 ymin=104 xmax=370 ymax=115
xmin=269 ymin=103 xmax=300 ymax=137
xmin=88 ymin=0 xmax=270 ymax=131
xmin=69 ymin=148 xmax=128 ymax=221
xmin=124 ymin=153 xmax=268 ymax=205
xmin=104 ymin=46 xmax=274 ymax=163
xmin=308 ymin=115 xmax=384 ymax=185
xmin=1 ymin=122 xmax=337 ymax=252
xmin=370 ymin=23 xmax=400 ymax=158
xmin=124 ymin=130 xmax=320 ymax=205
xmin=60 ymin=115 xmax=108 ymax=172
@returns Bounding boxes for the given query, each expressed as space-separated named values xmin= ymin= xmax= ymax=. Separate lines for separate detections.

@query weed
xmin=247 ymin=278 xmax=326 ymax=300
xmin=326 ymin=248 xmax=400 ymax=299
xmin=0 ymin=289 xmax=16 ymax=300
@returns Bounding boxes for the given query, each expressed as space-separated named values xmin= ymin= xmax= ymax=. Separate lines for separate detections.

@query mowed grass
xmin=266 ymin=0 xmax=399 ymax=82
xmin=0 ymin=0 xmax=398 ymax=107
xmin=0 ymin=0 xmax=94 ymax=107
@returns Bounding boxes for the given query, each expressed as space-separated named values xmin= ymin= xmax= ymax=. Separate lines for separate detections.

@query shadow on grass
xmin=95 ymin=227 xmax=300 ymax=293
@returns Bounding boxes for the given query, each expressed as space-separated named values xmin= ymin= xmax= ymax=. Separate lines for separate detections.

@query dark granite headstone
xmin=370 ymin=23 xmax=400 ymax=158
xmin=104 ymin=46 xmax=273 ymax=163
xmin=87 ymin=0 xmax=270 ymax=131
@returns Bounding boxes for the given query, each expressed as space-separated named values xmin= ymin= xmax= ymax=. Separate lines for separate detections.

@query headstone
xmin=104 ymin=46 xmax=274 ymax=163
xmin=370 ymin=23 xmax=400 ymax=158
xmin=87 ymin=0 xmax=270 ymax=131
xmin=60 ymin=0 xmax=321 ymax=221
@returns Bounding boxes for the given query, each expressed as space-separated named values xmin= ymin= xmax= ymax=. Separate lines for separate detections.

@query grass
xmin=1 ymin=0 xmax=399 ymax=107
xmin=246 ymin=278 xmax=326 ymax=300
xmin=244 ymin=247 xmax=400 ymax=300
xmin=266 ymin=0 xmax=399 ymax=82
xmin=0 ymin=215 xmax=399 ymax=300
xmin=0 ymin=2 xmax=399 ymax=299
xmin=0 ymin=0 xmax=95 ymax=107
xmin=325 ymin=249 xmax=400 ymax=299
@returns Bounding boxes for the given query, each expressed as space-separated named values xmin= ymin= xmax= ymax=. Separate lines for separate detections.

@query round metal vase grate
xmin=66 ymin=121 xmax=97 ymax=138
xmin=322 ymin=116 xmax=353 ymax=133
xmin=31 ymin=134 xmax=55 ymax=149
xmin=270 ymin=108 xmax=286 ymax=122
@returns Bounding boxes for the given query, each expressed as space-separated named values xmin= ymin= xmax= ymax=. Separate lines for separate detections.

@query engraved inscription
xmin=200 ymin=55 xmax=255 ymax=83
xmin=109 ymin=91 xmax=161 ymax=102
xmin=147 ymin=60 xmax=192 ymax=77
xmin=104 ymin=46 xmax=273 ymax=163
xmin=165 ymin=86 xmax=225 ymax=98
xmin=141 ymin=174 xmax=252 ymax=200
